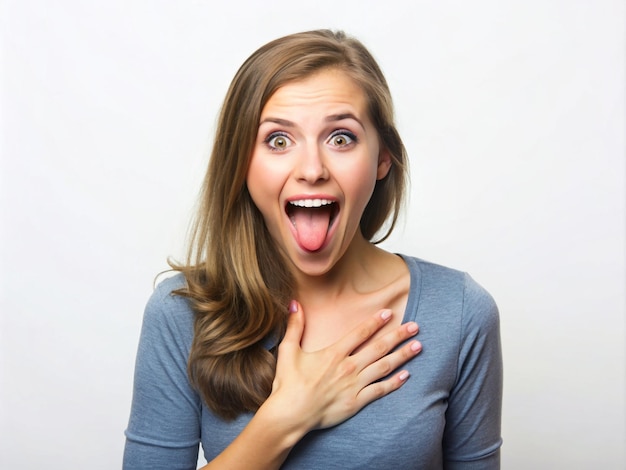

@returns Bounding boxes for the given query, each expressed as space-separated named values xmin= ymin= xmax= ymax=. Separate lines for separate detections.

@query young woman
xmin=124 ymin=30 xmax=502 ymax=469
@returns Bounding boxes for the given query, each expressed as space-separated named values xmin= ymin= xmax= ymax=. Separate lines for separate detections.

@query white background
xmin=1 ymin=1 xmax=624 ymax=468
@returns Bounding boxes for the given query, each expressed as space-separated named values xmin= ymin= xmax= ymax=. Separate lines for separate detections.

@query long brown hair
xmin=173 ymin=30 xmax=408 ymax=420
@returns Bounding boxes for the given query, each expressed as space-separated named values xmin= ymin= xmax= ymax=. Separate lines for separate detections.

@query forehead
xmin=261 ymin=69 xmax=368 ymax=116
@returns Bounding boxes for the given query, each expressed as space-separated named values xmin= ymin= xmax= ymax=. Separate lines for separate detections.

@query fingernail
xmin=288 ymin=300 xmax=298 ymax=313
xmin=407 ymin=322 xmax=419 ymax=334
xmin=380 ymin=309 xmax=392 ymax=320
xmin=399 ymin=371 xmax=410 ymax=381
xmin=411 ymin=341 xmax=422 ymax=352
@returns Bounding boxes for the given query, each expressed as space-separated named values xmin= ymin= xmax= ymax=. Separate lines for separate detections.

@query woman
xmin=124 ymin=30 xmax=502 ymax=469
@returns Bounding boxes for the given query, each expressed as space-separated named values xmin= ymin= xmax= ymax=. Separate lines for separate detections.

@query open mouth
xmin=285 ymin=199 xmax=339 ymax=251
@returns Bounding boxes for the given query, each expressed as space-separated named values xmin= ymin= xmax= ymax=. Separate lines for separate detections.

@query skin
xmin=247 ymin=68 xmax=411 ymax=349
xmin=201 ymin=69 xmax=420 ymax=469
xmin=247 ymin=68 xmax=390 ymax=284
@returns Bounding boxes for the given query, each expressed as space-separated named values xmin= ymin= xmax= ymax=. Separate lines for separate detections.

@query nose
xmin=295 ymin=143 xmax=329 ymax=183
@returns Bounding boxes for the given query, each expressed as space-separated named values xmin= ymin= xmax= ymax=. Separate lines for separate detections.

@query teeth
xmin=289 ymin=199 xmax=333 ymax=208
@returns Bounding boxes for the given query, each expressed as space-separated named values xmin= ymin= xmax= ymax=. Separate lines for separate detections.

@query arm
xmin=201 ymin=300 xmax=421 ymax=469
xmin=123 ymin=280 xmax=202 ymax=469
xmin=442 ymin=274 xmax=503 ymax=469
xmin=124 ymin=286 xmax=421 ymax=470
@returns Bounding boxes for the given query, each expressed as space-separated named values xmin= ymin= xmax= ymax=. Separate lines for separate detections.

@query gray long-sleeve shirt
xmin=124 ymin=255 xmax=503 ymax=469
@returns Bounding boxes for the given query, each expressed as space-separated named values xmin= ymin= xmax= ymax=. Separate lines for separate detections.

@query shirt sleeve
xmin=123 ymin=278 xmax=202 ymax=470
xmin=442 ymin=273 xmax=503 ymax=469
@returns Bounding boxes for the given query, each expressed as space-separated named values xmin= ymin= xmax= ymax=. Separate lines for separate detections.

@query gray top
xmin=124 ymin=255 xmax=503 ymax=469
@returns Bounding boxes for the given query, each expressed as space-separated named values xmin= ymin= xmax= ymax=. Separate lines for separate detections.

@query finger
xmin=357 ymin=338 xmax=422 ymax=387
xmin=352 ymin=321 xmax=419 ymax=370
xmin=279 ymin=300 xmax=305 ymax=352
xmin=334 ymin=309 xmax=394 ymax=356
xmin=355 ymin=369 xmax=412 ymax=407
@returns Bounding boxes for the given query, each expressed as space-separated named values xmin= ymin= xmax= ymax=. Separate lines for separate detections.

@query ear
xmin=376 ymin=148 xmax=392 ymax=180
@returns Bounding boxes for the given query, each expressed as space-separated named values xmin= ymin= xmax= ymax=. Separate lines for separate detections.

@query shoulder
xmin=401 ymin=254 xmax=499 ymax=328
xmin=141 ymin=273 xmax=195 ymax=345
xmin=146 ymin=272 xmax=191 ymax=314
xmin=461 ymin=271 xmax=499 ymax=330
xmin=406 ymin=256 xmax=465 ymax=287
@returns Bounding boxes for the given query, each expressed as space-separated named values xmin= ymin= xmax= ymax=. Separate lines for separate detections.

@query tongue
xmin=291 ymin=206 xmax=332 ymax=251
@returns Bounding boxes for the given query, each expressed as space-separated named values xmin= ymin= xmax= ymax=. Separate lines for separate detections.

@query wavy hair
xmin=172 ymin=30 xmax=409 ymax=420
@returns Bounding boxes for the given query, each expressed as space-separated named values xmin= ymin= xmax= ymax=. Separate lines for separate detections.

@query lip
xmin=284 ymin=194 xmax=341 ymax=252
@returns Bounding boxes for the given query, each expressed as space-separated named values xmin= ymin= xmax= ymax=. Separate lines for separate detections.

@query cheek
xmin=246 ymin=154 xmax=268 ymax=196
xmin=354 ymin=179 xmax=377 ymax=214
xmin=348 ymin=160 xmax=379 ymax=205
xmin=246 ymin=158 xmax=282 ymax=219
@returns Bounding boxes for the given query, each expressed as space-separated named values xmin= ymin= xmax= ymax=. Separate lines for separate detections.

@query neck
xmin=292 ymin=235 xmax=391 ymax=309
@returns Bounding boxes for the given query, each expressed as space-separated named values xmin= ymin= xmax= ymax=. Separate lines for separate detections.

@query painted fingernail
xmin=380 ymin=309 xmax=392 ymax=320
xmin=289 ymin=300 xmax=298 ymax=313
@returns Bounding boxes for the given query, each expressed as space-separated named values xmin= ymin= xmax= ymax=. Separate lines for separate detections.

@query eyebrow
xmin=259 ymin=113 xmax=365 ymax=129
xmin=259 ymin=117 xmax=294 ymax=127
xmin=325 ymin=113 xmax=364 ymax=128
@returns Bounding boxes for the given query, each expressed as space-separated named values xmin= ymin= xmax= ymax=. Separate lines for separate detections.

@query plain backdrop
xmin=1 ymin=1 xmax=624 ymax=468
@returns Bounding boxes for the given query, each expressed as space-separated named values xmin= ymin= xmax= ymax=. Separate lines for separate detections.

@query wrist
xmin=257 ymin=393 xmax=311 ymax=449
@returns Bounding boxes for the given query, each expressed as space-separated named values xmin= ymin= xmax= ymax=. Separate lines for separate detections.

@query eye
xmin=328 ymin=130 xmax=357 ymax=147
xmin=265 ymin=132 xmax=292 ymax=151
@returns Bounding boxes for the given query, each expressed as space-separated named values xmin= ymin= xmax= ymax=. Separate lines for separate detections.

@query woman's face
xmin=246 ymin=68 xmax=391 ymax=278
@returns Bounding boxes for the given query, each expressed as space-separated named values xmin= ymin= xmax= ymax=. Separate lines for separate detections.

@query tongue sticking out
xmin=290 ymin=205 xmax=333 ymax=252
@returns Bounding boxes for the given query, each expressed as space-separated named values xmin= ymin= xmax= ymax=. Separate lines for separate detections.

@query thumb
xmin=282 ymin=300 xmax=305 ymax=347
